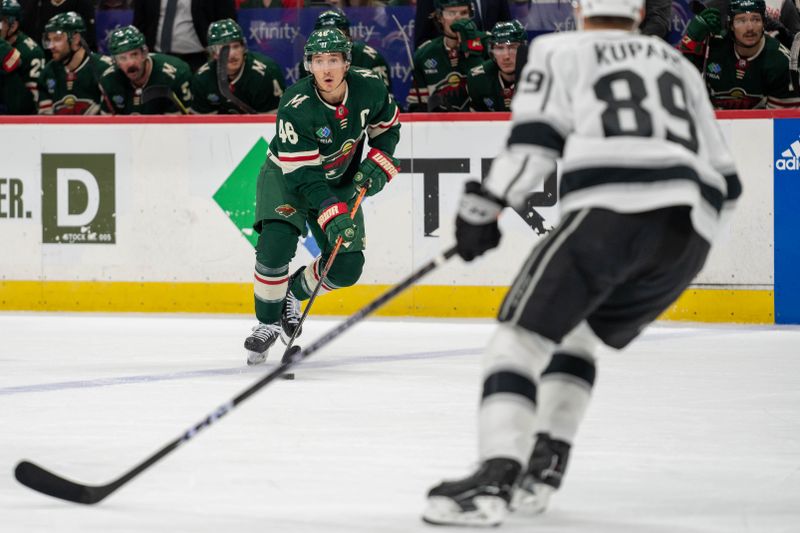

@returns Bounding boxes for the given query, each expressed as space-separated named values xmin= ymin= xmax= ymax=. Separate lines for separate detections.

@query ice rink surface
xmin=1 ymin=312 xmax=799 ymax=532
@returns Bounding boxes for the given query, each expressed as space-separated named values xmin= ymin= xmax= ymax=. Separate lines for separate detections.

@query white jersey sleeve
xmin=483 ymin=34 xmax=573 ymax=209
xmin=485 ymin=30 xmax=741 ymax=243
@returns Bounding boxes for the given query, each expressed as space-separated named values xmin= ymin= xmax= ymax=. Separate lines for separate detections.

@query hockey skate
xmin=512 ymin=433 xmax=571 ymax=514
xmin=422 ymin=458 xmax=521 ymax=527
xmin=244 ymin=322 xmax=282 ymax=366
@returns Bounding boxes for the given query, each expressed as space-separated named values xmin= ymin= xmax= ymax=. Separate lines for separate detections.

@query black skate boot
xmin=244 ymin=322 xmax=282 ymax=366
xmin=422 ymin=458 xmax=522 ymax=527
xmin=513 ymin=432 xmax=571 ymax=513
xmin=280 ymin=268 xmax=304 ymax=345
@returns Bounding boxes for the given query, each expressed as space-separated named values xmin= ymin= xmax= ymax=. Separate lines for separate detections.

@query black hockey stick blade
xmin=140 ymin=85 xmax=172 ymax=104
xmin=14 ymin=246 xmax=457 ymax=504
xmin=141 ymin=85 xmax=189 ymax=114
xmin=15 ymin=461 xmax=108 ymax=504
xmin=217 ymin=45 xmax=257 ymax=114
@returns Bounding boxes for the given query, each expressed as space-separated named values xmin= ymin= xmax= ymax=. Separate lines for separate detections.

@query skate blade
xmin=510 ymin=484 xmax=553 ymax=514
xmin=246 ymin=350 xmax=267 ymax=366
xmin=422 ymin=495 xmax=508 ymax=527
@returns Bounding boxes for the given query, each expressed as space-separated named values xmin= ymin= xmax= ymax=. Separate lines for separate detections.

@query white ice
xmin=1 ymin=313 xmax=799 ymax=532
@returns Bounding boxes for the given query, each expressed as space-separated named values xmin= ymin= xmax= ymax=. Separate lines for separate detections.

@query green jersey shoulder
xmin=100 ymin=53 xmax=192 ymax=114
xmin=352 ymin=41 xmax=391 ymax=91
xmin=467 ymin=59 xmax=513 ymax=111
xmin=191 ymin=51 xmax=285 ymax=114
xmin=407 ymin=36 xmax=484 ymax=112
xmin=38 ymin=52 xmax=112 ymax=115
xmin=0 ymin=31 xmax=46 ymax=114
xmin=688 ymin=34 xmax=800 ymax=109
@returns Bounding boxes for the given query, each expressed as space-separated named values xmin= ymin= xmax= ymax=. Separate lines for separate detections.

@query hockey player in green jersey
xmin=244 ymin=28 xmax=401 ymax=365
xmin=679 ymin=0 xmax=800 ymax=108
xmin=467 ymin=20 xmax=526 ymax=112
xmin=191 ymin=19 xmax=285 ymax=114
xmin=406 ymin=0 xmax=489 ymax=112
xmin=0 ymin=0 xmax=44 ymax=114
xmin=38 ymin=12 xmax=113 ymax=115
xmin=298 ymin=9 xmax=393 ymax=93
xmin=99 ymin=25 xmax=192 ymax=115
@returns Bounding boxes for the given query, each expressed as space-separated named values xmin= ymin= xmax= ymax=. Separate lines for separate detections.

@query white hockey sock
xmin=479 ymin=324 xmax=554 ymax=464
xmin=300 ymin=256 xmax=337 ymax=296
xmin=253 ymin=262 xmax=289 ymax=304
xmin=536 ymin=322 xmax=600 ymax=443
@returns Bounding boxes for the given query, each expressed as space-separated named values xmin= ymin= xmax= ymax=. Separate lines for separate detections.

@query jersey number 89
xmin=594 ymin=70 xmax=698 ymax=153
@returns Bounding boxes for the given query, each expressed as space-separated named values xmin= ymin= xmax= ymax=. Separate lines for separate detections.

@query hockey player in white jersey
xmin=422 ymin=0 xmax=742 ymax=527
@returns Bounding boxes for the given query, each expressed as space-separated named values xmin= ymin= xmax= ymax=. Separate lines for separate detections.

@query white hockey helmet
xmin=578 ymin=0 xmax=644 ymax=23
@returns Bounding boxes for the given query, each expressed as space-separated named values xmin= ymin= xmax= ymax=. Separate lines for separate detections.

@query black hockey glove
xmin=455 ymin=181 xmax=504 ymax=262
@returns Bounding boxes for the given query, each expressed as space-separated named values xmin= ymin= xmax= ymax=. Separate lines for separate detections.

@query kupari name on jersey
xmin=595 ymin=41 xmax=680 ymax=66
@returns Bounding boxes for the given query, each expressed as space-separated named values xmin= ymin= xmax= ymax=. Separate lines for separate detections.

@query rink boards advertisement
xmin=0 ymin=114 xmax=783 ymax=323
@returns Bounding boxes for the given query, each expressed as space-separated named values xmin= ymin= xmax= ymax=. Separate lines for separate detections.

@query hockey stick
xmin=688 ymin=1 xmax=713 ymax=80
xmin=141 ymin=84 xmax=189 ymax=115
xmin=391 ymin=13 xmax=425 ymax=112
xmin=279 ymin=186 xmax=368 ymax=375
xmin=217 ymin=44 xmax=257 ymax=114
xmin=14 ymin=245 xmax=457 ymax=505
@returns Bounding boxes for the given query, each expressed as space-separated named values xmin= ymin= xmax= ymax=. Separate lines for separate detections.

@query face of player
xmin=492 ymin=43 xmax=520 ymax=75
xmin=310 ymin=52 xmax=348 ymax=94
xmin=439 ymin=6 xmax=471 ymax=39
xmin=222 ymin=41 xmax=245 ymax=77
xmin=0 ymin=17 xmax=17 ymax=40
xmin=731 ymin=12 xmax=764 ymax=48
xmin=46 ymin=32 xmax=73 ymax=62
xmin=115 ymin=48 xmax=148 ymax=83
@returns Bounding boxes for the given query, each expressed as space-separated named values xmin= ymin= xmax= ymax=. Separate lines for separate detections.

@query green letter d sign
xmin=42 ymin=154 xmax=116 ymax=244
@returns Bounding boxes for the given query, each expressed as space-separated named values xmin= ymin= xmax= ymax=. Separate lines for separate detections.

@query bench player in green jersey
xmin=466 ymin=20 xmax=526 ymax=112
xmin=99 ymin=25 xmax=192 ymax=115
xmin=406 ymin=0 xmax=489 ymax=112
xmin=679 ymin=0 xmax=800 ymax=108
xmin=244 ymin=28 xmax=401 ymax=365
xmin=299 ymin=9 xmax=392 ymax=93
xmin=0 ymin=0 xmax=44 ymax=114
xmin=190 ymin=19 xmax=285 ymax=114
xmin=38 ymin=12 xmax=113 ymax=115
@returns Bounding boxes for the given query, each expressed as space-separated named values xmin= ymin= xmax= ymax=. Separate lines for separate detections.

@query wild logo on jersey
xmin=430 ymin=72 xmax=469 ymax=109
xmin=51 ymin=95 xmax=95 ymax=114
xmin=321 ymin=136 xmax=362 ymax=178
xmin=712 ymin=88 xmax=763 ymax=109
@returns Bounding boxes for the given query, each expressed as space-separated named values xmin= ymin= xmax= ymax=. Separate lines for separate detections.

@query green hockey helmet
xmin=434 ymin=0 xmax=472 ymax=10
xmin=207 ymin=18 xmax=244 ymax=47
xmin=303 ymin=28 xmax=352 ymax=71
xmin=489 ymin=20 xmax=526 ymax=46
xmin=0 ymin=0 xmax=22 ymax=23
xmin=728 ymin=0 xmax=766 ymax=20
xmin=108 ymin=25 xmax=146 ymax=56
xmin=44 ymin=12 xmax=86 ymax=38
xmin=315 ymin=9 xmax=350 ymax=33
